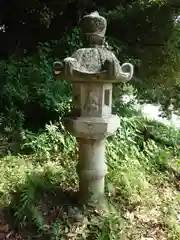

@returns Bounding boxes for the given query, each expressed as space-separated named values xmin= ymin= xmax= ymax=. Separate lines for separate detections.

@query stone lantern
xmin=53 ymin=12 xmax=134 ymax=208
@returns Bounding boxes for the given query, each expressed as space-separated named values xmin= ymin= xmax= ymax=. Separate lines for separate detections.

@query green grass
xmin=0 ymin=116 xmax=180 ymax=239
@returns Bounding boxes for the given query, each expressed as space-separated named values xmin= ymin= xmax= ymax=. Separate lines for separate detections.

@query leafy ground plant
xmin=0 ymin=114 xmax=180 ymax=239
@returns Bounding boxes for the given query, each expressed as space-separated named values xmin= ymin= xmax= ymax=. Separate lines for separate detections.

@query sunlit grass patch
xmin=0 ymin=116 xmax=179 ymax=239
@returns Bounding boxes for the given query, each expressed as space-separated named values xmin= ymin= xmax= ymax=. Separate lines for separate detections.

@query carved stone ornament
xmin=53 ymin=11 xmax=134 ymax=83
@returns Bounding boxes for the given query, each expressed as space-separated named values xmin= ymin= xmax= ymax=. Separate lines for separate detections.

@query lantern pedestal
xmin=77 ymin=138 xmax=106 ymax=204
xmin=64 ymin=114 xmax=120 ymax=207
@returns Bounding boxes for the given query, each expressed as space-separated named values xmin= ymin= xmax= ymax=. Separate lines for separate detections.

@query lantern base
xmin=64 ymin=114 xmax=120 ymax=140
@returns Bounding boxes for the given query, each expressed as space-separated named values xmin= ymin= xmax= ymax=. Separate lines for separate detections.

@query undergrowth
xmin=0 ymin=111 xmax=180 ymax=239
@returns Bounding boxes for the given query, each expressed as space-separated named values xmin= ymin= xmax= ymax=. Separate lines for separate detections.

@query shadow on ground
xmin=0 ymin=171 xmax=82 ymax=240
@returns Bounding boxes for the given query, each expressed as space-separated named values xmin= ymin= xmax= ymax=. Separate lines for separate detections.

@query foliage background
xmin=0 ymin=0 xmax=179 ymax=131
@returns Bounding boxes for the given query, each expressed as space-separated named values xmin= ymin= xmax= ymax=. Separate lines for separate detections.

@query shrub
xmin=0 ymin=49 xmax=72 ymax=132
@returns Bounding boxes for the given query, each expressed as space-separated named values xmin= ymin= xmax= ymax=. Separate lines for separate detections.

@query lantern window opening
xmin=104 ymin=89 xmax=110 ymax=106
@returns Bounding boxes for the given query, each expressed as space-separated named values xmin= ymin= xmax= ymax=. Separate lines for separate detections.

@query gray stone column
xmin=76 ymin=138 xmax=107 ymax=204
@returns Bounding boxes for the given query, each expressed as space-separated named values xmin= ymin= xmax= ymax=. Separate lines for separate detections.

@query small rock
xmin=68 ymin=207 xmax=84 ymax=222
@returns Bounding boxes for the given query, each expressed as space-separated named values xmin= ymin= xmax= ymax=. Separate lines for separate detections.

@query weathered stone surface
xmin=65 ymin=115 xmax=120 ymax=139
xmin=80 ymin=83 xmax=112 ymax=117
xmin=63 ymin=48 xmax=133 ymax=82
xmin=76 ymin=138 xmax=107 ymax=204
xmin=53 ymin=11 xmax=134 ymax=82
xmin=80 ymin=11 xmax=107 ymax=38
xmin=53 ymin=11 xmax=134 ymax=208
